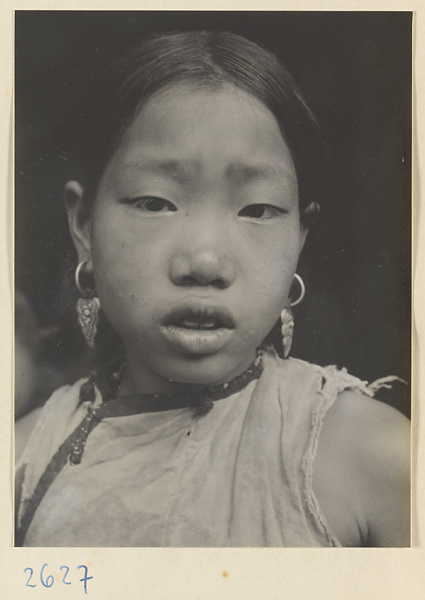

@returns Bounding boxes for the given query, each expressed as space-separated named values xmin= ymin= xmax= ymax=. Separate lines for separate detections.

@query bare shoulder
xmin=314 ymin=389 xmax=410 ymax=547
xmin=15 ymin=407 xmax=43 ymax=464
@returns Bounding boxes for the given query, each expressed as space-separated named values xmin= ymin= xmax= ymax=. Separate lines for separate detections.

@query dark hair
xmin=60 ymin=30 xmax=325 ymax=227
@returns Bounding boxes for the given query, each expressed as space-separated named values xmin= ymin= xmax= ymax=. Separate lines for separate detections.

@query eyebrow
xmin=224 ymin=161 xmax=296 ymax=185
xmin=116 ymin=157 xmax=295 ymax=186
xmin=116 ymin=158 xmax=194 ymax=185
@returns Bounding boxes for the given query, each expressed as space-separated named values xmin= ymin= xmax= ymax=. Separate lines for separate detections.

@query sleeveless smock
xmin=16 ymin=350 xmax=380 ymax=547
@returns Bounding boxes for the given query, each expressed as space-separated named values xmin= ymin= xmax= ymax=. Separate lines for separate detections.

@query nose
xmin=170 ymin=248 xmax=235 ymax=289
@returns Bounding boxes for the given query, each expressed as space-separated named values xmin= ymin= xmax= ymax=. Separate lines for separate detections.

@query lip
xmin=161 ymin=298 xmax=235 ymax=354
xmin=163 ymin=299 xmax=236 ymax=329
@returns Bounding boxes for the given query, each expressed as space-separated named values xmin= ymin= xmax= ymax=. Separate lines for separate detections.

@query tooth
xmin=201 ymin=320 xmax=217 ymax=328
xmin=179 ymin=316 xmax=221 ymax=329
xmin=182 ymin=318 xmax=200 ymax=327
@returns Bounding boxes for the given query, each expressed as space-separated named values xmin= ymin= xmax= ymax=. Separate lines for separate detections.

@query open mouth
xmin=164 ymin=302 xmax=235 ymax=331
xmin=161 ymin=301 xmax=235 ymax=354
xmin=175 ymin=316 xmax=225 ymax=330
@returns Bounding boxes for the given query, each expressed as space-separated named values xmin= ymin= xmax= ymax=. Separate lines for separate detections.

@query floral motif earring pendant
xmin=280 ymin=306 xmax=294 ymax=359
xmin=75 ymin=260 xmax=100 ymax=348
xmin=280 ymin=273 xmax=305 ymax=359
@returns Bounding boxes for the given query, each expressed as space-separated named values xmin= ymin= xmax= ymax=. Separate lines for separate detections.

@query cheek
xmin=90 ymin=219 xmax=174 ymax=339
xmin=238 ymin=241 xmax=300 ymax=343
xmin=91 ymin=213 xmax=156 ymax=286
xmin=90 ymin=229 xmax=145 ymax=318
xmin=246 ymin=234 xmax=301 ymax=299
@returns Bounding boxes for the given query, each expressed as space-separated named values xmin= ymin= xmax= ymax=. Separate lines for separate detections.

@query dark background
xmin=15 ymin=11 xmax=412 ymax=415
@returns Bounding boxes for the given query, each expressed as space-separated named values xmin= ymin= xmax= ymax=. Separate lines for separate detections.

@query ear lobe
xmin=64 ymin=180 xmax=93 ymax=264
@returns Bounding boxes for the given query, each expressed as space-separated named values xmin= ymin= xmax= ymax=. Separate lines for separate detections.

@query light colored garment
xmin=16 ymin=349 xmax=379 ymax=547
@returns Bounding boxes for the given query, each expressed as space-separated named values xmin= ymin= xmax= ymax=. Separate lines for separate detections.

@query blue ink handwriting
xmin=24 ymin=564 xmax=92 ymax=594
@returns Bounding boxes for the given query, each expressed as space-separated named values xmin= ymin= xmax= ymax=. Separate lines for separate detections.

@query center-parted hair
xmin=61 ymin=30 xmax=326 ymax=227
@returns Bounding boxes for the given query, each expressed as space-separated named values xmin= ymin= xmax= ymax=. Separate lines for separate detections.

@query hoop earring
xmin=280 ymin=274 xmax=305 ymax=358
xmin=289 ymin=273 xmax=305 ymax=307
xmin=75 ymin=260 xmax=100 ymax=348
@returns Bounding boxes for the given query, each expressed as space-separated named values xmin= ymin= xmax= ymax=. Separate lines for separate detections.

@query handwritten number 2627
xmin=24 ymin=564 xmax=92 ymax=594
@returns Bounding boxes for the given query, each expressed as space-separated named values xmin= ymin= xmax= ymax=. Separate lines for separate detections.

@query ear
xmin=64 ymin=181 xmax=93 ymax=267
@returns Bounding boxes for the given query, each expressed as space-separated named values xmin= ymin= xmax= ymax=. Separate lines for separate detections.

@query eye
xmin=238 ymin=204 xmax=286 ymax=220
xmin=124 ymin=196 xmax=177 ymax=213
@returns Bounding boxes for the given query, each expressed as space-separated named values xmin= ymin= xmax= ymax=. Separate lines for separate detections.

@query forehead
xmin=106 ymin=85 xmax=297 ymax=188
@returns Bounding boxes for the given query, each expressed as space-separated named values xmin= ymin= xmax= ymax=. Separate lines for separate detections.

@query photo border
xmin=1 ymin=2 xmax=423 ymax=598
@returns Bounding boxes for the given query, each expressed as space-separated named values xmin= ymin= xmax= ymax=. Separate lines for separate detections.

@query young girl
xmin=15 ymin=30 xmax=410 ymax=547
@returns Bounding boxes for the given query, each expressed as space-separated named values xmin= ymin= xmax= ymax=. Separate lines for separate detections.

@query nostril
xmin=170 ymin=252 xmax=235 ymax=288
xmin=198 ymin=274 xmax=228 ymax=288
xmin=213 ymin=278 xmax=228 ymax=289
xmin=181 ymin=275 xmax=196 ymax=286
xmin=175 ymin=274 xmax=229 ymax=289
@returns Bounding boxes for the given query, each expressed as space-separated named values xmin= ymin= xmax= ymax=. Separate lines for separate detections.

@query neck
xmin=117 ymin=347 xmax=257 ymax=396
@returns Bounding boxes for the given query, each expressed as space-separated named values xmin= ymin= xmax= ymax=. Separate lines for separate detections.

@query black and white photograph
xmin=14 ymin=11 xmax=411 ymax=549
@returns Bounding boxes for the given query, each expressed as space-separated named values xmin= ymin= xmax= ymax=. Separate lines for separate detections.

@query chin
xmin=160 ymin=353 xmax=249 ymax=386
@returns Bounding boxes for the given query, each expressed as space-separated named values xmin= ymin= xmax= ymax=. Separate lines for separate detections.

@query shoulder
xmin=269 ymin=351 xmax=375 ymax=394
xmin=262 ymin=350 xmax=326 ymax=390
xmin=15 ymin=379 xmax=98 ymax=520
xmin=315 ymin=388 xmax=410 ymax=547
xmin=16 ymin=379 xmax=92 ymax=468
xmin=266 ymin=352 xmax=377 ymax=409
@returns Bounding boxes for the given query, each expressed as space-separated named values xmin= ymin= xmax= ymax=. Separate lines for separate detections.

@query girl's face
xmin=69 ymin=85 xmax=306 ymax=391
